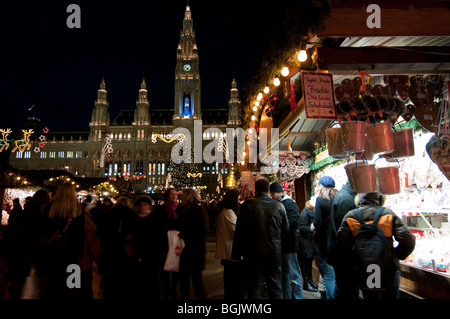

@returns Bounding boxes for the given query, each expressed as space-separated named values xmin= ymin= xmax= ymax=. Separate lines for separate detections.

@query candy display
xmin=401 ymin=233 xmax=450 ymax=276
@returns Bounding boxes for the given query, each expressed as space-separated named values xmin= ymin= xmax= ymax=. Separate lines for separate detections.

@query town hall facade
xmin=9 ymin=5 xmax=242 ymax=196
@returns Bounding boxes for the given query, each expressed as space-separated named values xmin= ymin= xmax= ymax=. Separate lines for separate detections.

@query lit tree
xmin=168 ymin=150 xmax=202 ymax=190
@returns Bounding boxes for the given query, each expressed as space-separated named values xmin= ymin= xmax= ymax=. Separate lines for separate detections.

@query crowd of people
xmin=0 ymin=174 xmax=416 ymax=300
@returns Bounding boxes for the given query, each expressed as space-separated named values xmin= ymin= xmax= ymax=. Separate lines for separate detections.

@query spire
xmin=91 ymin=77 xmax=110 ymax=127
xmin=178 ymin=3 xmax=197 ymax=60
xmin=140 ymin=77 xmax=147 ymax=90
xmin=135 ymin=76 xmax=150 ymax=125
xmin=138 ymin=76 xmax=149 ymax=103
xmin=184 ymin=4 xmax=192 ymax=21
xmin=228 ymin=76 xmax=241 ymax=126
xmin=96 ymin=78 xmax=107 ymax=104
xmin=100 ymin=77 xmax=106 ymax=90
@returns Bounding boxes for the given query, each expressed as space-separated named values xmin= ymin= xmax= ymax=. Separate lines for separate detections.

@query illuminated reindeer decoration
xmin=0 ymin=128 xmax=12 ymax=152
xmin=12 ymin=129 xmax=34 ymax=153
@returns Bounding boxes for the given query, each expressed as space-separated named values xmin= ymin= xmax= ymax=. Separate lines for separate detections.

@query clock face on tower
xmin=183 ymin=64 xmax=191 ymax=71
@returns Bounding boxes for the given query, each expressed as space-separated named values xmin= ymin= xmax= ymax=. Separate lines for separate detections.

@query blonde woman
xmin=36 ymin=183 xmax=101 ymax=299
xmin=313 ymin=176 xmax=338 ymax=299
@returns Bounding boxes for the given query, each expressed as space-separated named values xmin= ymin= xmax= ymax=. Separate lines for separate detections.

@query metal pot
xmin=352 ymin=163 xmax=377 ymax=193
xmin=362 ymin=133 xmax=374 ymax=161
xmin=390 ymin=128 xmax=415 ymax=159
xmin=376 ymin=166 xmax=401 ymax=195
xmin=326 ymin=127 xmax=347 ymax=158
xmin=341 ymin=121 xmax=367 ymax=153
xmin=344 ymin=160 xmax=365 ymax=190
xmin=366 ymin=121 xmax=394 ymax=155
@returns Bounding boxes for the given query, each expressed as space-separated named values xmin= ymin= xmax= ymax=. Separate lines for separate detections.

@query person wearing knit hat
xmin=318 ymin=176 xmax=335 ymax=188
xmin=269 ymin=182 xmax=284 ymax=193
xmin=314 ymin=176 xmax=338 ymax=299
xmin=269 ymin=182 xmax=303 ymax=299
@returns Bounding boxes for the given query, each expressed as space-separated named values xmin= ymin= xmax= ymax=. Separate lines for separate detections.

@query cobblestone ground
xmin=200 ymin=233 xmax=321 ymax=300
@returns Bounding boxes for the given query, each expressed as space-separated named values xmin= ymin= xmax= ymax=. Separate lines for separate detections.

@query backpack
xmin=352 ymin=207 xmax=393 ymax=290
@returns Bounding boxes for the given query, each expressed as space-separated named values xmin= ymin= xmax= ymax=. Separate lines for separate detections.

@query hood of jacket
xmin=357 ymin=192 xmax=381 ymax=207
xmin=279 ymin=194 xmax=293 ymax=202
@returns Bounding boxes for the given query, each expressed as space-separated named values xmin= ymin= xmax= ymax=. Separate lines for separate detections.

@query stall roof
xmin=277 ymin=34 xmax=450 ymax=153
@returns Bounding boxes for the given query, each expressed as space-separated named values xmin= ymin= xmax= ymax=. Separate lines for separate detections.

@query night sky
xmin=1 ymin=0 xmax=278 ymax=132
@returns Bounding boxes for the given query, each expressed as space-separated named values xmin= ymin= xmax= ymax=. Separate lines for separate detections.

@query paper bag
xmin=163 ymin=230 xmax=185 ymax=272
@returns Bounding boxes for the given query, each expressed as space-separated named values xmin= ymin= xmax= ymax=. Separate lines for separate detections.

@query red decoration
xmin=356 ymin=70 xmax=372 ymax=93
xmin=289 ymin=81 xmax=297 ymax=114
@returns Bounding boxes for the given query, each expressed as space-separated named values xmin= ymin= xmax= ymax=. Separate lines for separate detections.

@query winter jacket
xmin=336 ymin=192 xmax=416 ymax=271
xmin=332 ymin=182 xmax=357 ymax=229
xmin=313 ymin=196 xmax=334 ymax=259
xmin=232 ymin=193 xmax=289 ymax=267
xmin=279 ymin=194 xmax=300 ymax=253
xmin=327 ymin=183 xmax=356 ymax=265
xmin=298 ymin=207 xmax=316 ymax=260
xmin=175 ymin=203 xmax=209 ymax=271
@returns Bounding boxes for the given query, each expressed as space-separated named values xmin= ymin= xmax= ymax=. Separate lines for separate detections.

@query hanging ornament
xmin=289 ymin=80 xmax=297 ymax=115
xmin=402 ymin=104 xmax=416 ymax=122
xmin=356 ymin=70 xmax=372 ymax=93
xmin=268 ymin=95 xmax=279 ymax=107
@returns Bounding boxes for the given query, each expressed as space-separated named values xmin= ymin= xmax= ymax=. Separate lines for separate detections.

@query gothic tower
xmin=227 ymin=77 xmax=241 ymax=127
xmin=90 ymin=78 xmax=110 ymax=140
xmin=134 ymin=77 xmax=150 ymax=125
xmin=174 ymin=5 xmax=201 ymax=121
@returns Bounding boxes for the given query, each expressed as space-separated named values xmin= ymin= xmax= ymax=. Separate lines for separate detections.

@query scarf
xmin=164 ymin=202 xmax=178 ymax=220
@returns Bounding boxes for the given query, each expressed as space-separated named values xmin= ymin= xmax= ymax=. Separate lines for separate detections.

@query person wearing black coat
xmin=175 ymin=188 xmax=209 ymax=299
xmin=97 ymin=196 xmax=137 ymax=299
xmin=328 ymin=180 xmax=358 ymax=299
xmin=313 ymin=176 xmax=338 ymax=299
xmin=298 ymin=198 xmax=318 ymax=292
xmin=269 ymin=182 xmax=303 ymax=299
xmin=336 ymin=192 xmax=416 ymax=299
xmin=1 ymin=191 xmax=50 ymax=299
xmin=232 ymin=179 xmax=289 ymax=299
xmin=127 ymin=195 xmax=167 ymax=299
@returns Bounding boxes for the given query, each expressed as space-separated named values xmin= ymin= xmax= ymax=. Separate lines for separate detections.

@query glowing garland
xmin=187 ymin=172 xmax=202 ymax=178
xmin=151 ymin=133 xmax=185 ymax=144
xmin=99 ymin=134 xmax=113 ymax=168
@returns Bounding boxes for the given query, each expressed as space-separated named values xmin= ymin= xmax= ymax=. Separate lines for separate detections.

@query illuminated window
xmin=58 ymin=151 xmax=64 ymax=158
xmin=24 ymin=151 xmax=31 ymax=158
xmin=49 ymin=152 xmax=56 ymax=158
xmin=75 ymin=151 xmax=82 ymax=158
xmin=67 ymin=151 xmax=73 ymax=158
xmin=40 ymin=152 xmax=47 ymax=159
xmin=16 ymin=152 xmax=23 ymax=158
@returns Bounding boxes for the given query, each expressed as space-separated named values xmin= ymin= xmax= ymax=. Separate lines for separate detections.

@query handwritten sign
xmin=240 ymin=171 xmax=255 ymax=195
xmin=301 ymin=71 xmax=337 ymax=120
